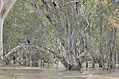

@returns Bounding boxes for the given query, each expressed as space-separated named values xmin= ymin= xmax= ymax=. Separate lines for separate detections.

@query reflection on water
xmin=0 ymin=67 xmax=86 ymax=79
xmin=0 ymin=68 xmax=42 ymax=79
xmin=0 ymin=67 xmax=119 ymax=79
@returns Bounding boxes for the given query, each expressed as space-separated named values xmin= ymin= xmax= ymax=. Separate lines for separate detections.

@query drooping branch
xmin=4 ymin=44 xmax=60 ymax=59
xmin=3 ymin=43 xmax=83 ymax=70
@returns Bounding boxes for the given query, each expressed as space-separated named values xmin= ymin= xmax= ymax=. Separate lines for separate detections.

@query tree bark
xmin=0 ymin=16 xmax=4 ymax=56
xmin=116 ymin=49 xmax=119 ymax=64
xmin=108 ymin=28 xmax=116 ymax=72
xmin=98 ymin=0 xmax=105 ymax=69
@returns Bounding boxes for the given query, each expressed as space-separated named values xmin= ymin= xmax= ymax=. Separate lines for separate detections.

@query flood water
xmin=0 ymin=67 xmax=87 ymax=79
xmin=0 ymin=67 xmax=118 ymax=79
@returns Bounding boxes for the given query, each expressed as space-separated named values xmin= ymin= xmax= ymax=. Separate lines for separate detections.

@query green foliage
xmin=3 ymin=0 xmax=119 ymax=69
xmin=4 ymin=0 xmax=50 ymax=51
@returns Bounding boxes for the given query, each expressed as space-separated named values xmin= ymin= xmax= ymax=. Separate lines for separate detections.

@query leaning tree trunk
xmin=108 ymin=28 xmax=116 ymax=72
xmin=0 ymin=0 xmax=5 ymax=57
xmin=0 ymin=16 xmax=4 ymax=56
xmin=0 ymin=0 xmax=17 ymax=58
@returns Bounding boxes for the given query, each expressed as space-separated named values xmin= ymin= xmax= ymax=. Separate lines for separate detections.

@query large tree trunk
xmin=60 ymin=37 xmax=81 ymax=70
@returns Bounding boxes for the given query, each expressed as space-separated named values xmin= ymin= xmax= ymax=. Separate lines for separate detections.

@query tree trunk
xmin=0 ymin=16 xmax=4 ymax=57
xmin=42 ymin=43 xmax=82 ymax=70
xmin=0 ymin=0 xmax=18 ymax=58
xmin=86 ymin=57 xmax=88 ymax=68
xmin=116 ymin=49 xmax=119 ymax=64
xmin=113 ymin=49 xmax=116 ymax=68
xmin=108 ymin=28 xmax=116 ymax=72
xmin=99 ymin=25 xmax=105 ymax=68
xmin=92 ymin=61 xmax=95 ymax=68
xmin=98 ymin=1 xmax=105 ymax=69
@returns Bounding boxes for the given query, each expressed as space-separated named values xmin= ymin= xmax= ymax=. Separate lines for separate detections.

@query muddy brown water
xmin=0 ymin=68 xmax=87 ymax=79
xmin=0 ymin=67 xmax=119 ymax=79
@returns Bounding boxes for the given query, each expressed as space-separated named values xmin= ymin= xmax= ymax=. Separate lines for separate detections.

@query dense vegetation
xmin=0 ymin=0 xmax=119 ymax=71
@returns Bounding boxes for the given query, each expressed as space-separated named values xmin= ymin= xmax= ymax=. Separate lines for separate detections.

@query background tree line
xmin=0 ymin=0 xmax=119 ymax=71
